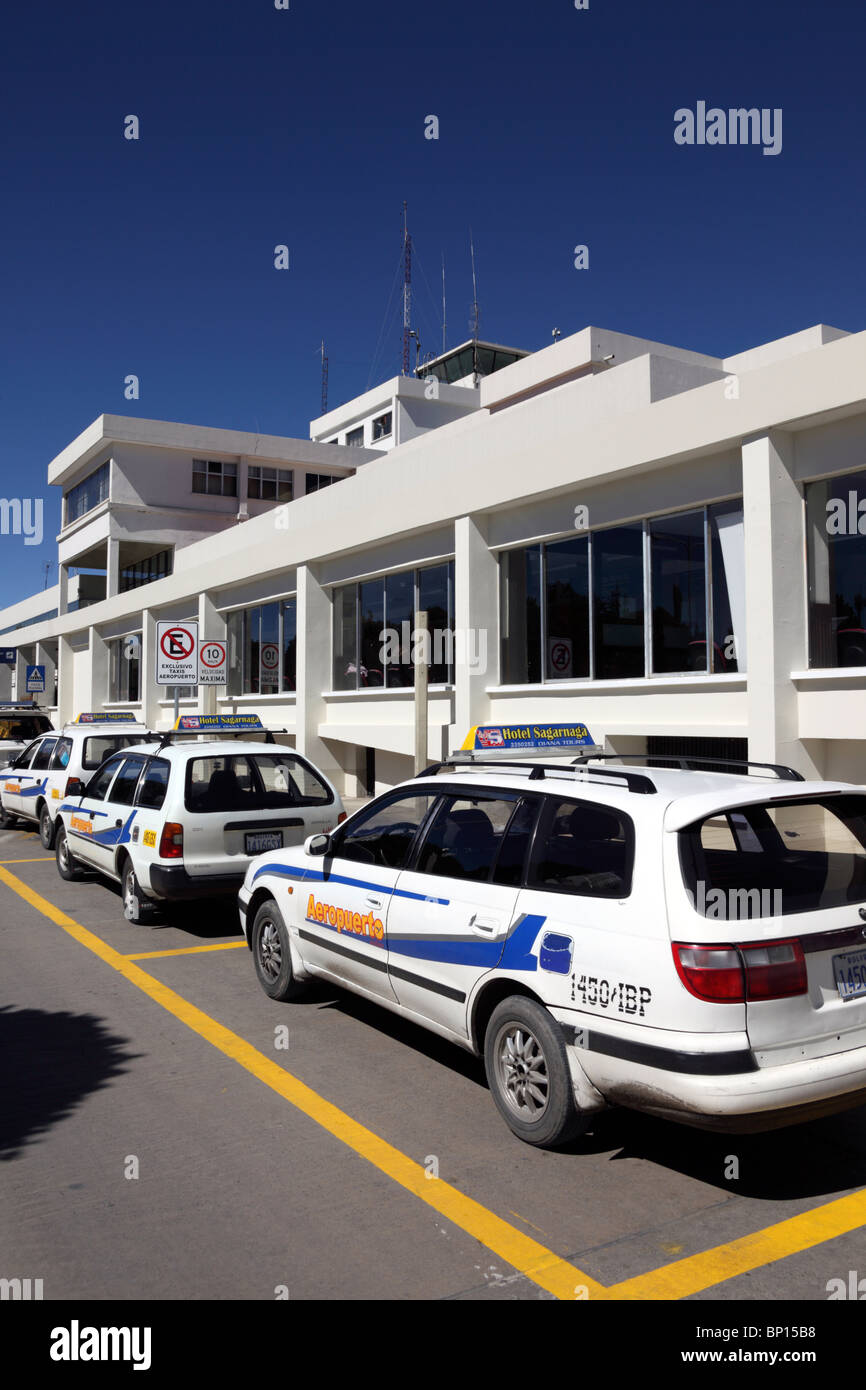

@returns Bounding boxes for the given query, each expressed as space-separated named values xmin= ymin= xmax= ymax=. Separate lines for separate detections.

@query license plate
xmin=245 ymin=831 xmax=283 ymax=855
xmin=833 ymin=948 xmax=866 ymax=1002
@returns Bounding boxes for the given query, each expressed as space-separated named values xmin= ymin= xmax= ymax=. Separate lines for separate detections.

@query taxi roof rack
xmin=148 ymin=727 xmax=287 ymax=751
xmin=418 ymin=758 xmax=657 ymax=794
xmin=572 ymin=753 xmax=804 ymax=782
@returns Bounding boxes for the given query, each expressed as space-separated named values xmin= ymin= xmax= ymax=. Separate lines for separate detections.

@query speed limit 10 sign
xmin=198 ymin=638 xmax=228 ymax=686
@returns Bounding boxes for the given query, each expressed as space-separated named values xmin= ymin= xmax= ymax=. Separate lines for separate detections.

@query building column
xmin=89 ymin=629 xmax=110 ymax=711
xmin=57 ymin=636 xmax=75 ymax=725
xmin=14 ymin=649 xmax=30 ymax=703
xmin=106 ymin=538 xmax=121 ymax=599
xmin=452 ymin=515 xmax=498 ymax=753
xmin=58 ymin=564 xmax=69 ymax=616
xmin=295 ymin=563 xmax=342 ymax=784
xmin=198 ymin=592 xmax=227 ymax=717
xmin=742 ymin=430 xmax=818 ymax=777
xmin=36 ymin=641 xmax=57 ymax=710
xmin=140 ymin=610 xmax=162 ymax=729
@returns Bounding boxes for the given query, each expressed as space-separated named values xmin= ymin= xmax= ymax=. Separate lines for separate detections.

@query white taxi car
xmin=54 ymin=715 xmax=345 ymax=924
xmin=0 ymin=702 xmax=54 ymax=768
xmin=0 ymin=713 xmax=148 ymax=847
xmin=239 ymin=724 xmax=866 ymax=1147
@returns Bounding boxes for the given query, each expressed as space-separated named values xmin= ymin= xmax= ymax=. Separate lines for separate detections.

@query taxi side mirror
xmin=66 ymin=778 xmax=85 ymax=798
xmin=305 ymin=833 xmax=331 ymax=857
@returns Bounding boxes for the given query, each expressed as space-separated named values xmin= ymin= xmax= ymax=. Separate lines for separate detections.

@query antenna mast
xmin=441 ymin=253 xmax=447 ymax=355
xmin=320 ymin=339 xmax=329 ymax=415
xmin=401 ymin=201 xmax=413 ymax=377
xmin=469 ymin=230 xmax=480 ymax=381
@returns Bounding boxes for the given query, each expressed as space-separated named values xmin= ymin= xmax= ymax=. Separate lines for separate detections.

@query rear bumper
xmin=556 ymin=1014 xmax=866 ymax=1132
xmin=148 ymin=864 xmax=245 ymax=901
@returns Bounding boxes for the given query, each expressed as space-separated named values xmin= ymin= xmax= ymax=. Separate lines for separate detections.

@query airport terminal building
xmin=2 ymin=321 xmax=865 ymax=794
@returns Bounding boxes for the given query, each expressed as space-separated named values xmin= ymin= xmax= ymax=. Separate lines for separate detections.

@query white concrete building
xmin=3 ymin=320 xmax=866 ymax=793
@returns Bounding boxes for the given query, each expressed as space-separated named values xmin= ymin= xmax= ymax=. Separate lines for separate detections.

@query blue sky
xmin=1 ymin=0 xmax=865 ymax=602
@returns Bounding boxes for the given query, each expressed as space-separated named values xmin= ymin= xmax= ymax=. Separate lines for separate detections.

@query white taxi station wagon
xmin=0 ymin=712 xmax=146 ymax=847
xmin=239 ymin=722 xmax=866 ymax=1147
xmin=53 ymin=714 xmax=345 ymax=924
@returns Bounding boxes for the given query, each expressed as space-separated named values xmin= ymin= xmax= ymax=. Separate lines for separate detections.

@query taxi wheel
xmin=121 ymin=860 xmax=158 ymax=925
xmin=484 ymin=997 xmax=588 ymax=1148
xmin=55 ymin=826 xmax=82 ymax=881
xmin=39 ymin=804 xmax=56 ymax=850
xmin=252 ymin=899 xmax=304 ymax=1001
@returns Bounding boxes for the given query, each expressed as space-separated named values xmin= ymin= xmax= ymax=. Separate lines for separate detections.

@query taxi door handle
xmin=115 ymin=819 xmax=123 ymax=827
xmin=469 ymin=912 xmax=502 ymax=935
xmin=365 ymin=895 xmax=383 ymax=909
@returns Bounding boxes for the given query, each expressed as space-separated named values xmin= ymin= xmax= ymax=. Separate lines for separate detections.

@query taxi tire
xmin=121 ymin=859 xmax=158 ymax=925
xmin=56 ymin=825 xmax=82 ymax=881
xmin=39 ymin=803 xmax=56 ymax=850
xmin=484 ymin=996 xmax=589 ymax=1149
xmin=252 ymin=899 xmax=305 ymax=1001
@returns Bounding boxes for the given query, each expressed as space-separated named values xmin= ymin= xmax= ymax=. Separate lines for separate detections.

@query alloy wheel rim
xmin=259 ymin=920 xmax=282 ymax=981
xmin=494 ymin=1023 xmax=550 ymax=1120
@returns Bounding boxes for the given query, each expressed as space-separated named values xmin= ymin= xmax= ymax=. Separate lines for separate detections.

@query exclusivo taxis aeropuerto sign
xmin=461 ymin=723 xmax=596 ymax=751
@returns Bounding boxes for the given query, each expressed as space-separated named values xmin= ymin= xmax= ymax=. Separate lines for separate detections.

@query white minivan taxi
xmin=0 ymin=713 xmax=149 ymax=847
xmin=0 ymin=702 xmax=54 ymax=770
xmin=238 ymin=726 xmax=866 ymax=1148
xmin=54 ymin=715 xmax=345 ymax=923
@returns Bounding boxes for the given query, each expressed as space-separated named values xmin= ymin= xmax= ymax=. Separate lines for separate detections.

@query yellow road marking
xmin=0 ymin=865 xmax=600 ymax=1302
xmin=0 ymin=857 xmax=55 ymax=864
xmin=126 ymin=941 xmax=246 ymax=960
xmin=5 ymin=861 xmax=866 ymax=1302
xmin=605 ymin=1188 xmax=866 ymax=1300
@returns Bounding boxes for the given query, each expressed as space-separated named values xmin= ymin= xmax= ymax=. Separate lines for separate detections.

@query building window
xmin=119 ymin=548 xmax=173 ymax=593
xmin=192 ymin=459 xmax=238 ymax=497
xmin=499 ymin=503 xmax=745 ymax=686
xmin=248 ymin=466 xmax=293 ymax=502
xmin=108 ymin=635 xmax=141 ymax=702
xmin=372 ymin=412 xmax=392 ymax=441
xmin=226 ymin=599 xmax=297 ymax=695
xmin=306 ymin=472 xmax=337 ymax=493
xmin=807 ymin=470 xmax=866 ymax=667
xmin=65 ymin=462 xmax=110 ymax=526
xmin=346 ymin=427 xmax=365 ymax=447
xmin=332 ymin=562 xmax=454 ymax=690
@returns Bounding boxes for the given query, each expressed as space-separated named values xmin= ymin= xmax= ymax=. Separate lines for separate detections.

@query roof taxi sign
xmin=173 ymin=714 xmax=266 ymax=732
xmin=461 ymin=722 xmax=597 ymax=752
xmin=74 ymin=712 xmax=148 ymax=724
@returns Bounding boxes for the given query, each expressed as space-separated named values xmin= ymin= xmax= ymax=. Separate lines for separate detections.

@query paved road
xmin=2 ymin=821 xmax=866 ymax=1303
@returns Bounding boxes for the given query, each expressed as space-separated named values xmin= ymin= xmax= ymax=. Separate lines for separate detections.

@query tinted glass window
xmin=528 ymin=798 xmax=633 ymax=897
xmin=13 ymin=741 xmax=41 ymax=769
xmin=337 ymin=793 xmax=439 ymax=869
xmin=110 ymin=756 xmax=148 ymax=807
xmin=252 ymin=754 xmax=331 ymax=807
xmin=186 ymin=756 xmax=257 ymax=812
xmin=416 ymin=795 xmax=519 ymax=882
xmin=681 ymin=796 xmax=866 ymax=916
xmin=31 ymin=738 xmax=58 ymax=771
xmin=82 ymin=735 xmax=143 ymax=770
xmin=137 ymin=760 xmax=170 ymax=810
xmin=49 ymin=738 xmax=73 ymax=770
xmin=86 ymin=757 xmax=125 ymax=802
xmin=492 ymin=798 xmax=540 ymax=886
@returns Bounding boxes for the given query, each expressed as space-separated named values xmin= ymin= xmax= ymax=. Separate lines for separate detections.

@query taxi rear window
xmin=680 ymin=795 xmax=866 ymax=917
xmin=0 ymin=716 xmax=52 ymax=741
xmin=185 ymin=753 xmax=332 ymax=813
xmin=82 ymin=735 xmax=143 ymax=770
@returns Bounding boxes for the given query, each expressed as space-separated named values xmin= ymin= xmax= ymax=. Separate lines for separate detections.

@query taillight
xmin=338 ymin=811 xmax=347 ymax=824
xmin=159 ymin=822 xmax=184 ymax=859
xmin=673 ymin=939 xmax=807 ymax=1003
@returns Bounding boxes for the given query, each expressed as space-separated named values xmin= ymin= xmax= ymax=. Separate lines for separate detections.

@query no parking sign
xmin=156 ymin=621 xmax=199 ymax=685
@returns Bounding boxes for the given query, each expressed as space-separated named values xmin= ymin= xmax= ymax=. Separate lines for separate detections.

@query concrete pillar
xmin=57 ymin=635 xmax=75 ymax=725
xmin=198 ymin=592 xmax=227 ymax=717
xmin=106 ymin=538 xmax=121 ymax=600
xmin=36 ymin=641 xmax=57 ymax=711
xmin=89 ymin=629 xmax=110 ymax=712
xmin=742 ymin=431 xmax=819 ymax=777
xmin=58 ymin=564 xmax=69 ymax=616
xmin=295 ymin=563 xmax=342 ymax=785
xmin=452 ymin=515 xmax=498 ymax=753
xmin=140 ymin=610 xmax=162 ymax=730
xmin=14 ymin=649 xmax=30 ymax=703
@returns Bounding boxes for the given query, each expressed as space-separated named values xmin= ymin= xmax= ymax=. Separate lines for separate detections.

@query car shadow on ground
xmin=0 ymin=1005 xmax=140 ymax=1161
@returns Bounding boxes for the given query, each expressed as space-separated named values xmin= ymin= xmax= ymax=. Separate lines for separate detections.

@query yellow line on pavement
xmin=0 ymin=865 xmax=601 ymax=1302
xmin=125 ymin=941 xmax=246 ymax=960
xmin=604 ymin=1188 xmax=866 ymax=1300
xmin=0 ymin=857 xmax=55 ymax=864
